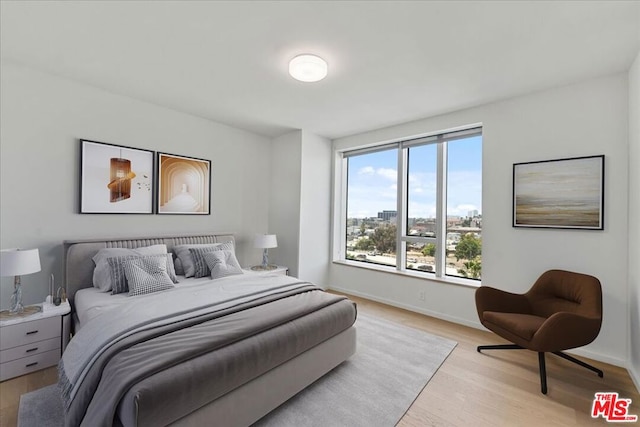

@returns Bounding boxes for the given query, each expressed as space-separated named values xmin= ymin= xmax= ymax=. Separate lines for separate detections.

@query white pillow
xmin=92 ymin=244 xmax=167 ymax=291
xmin=203 ymin=250 xmax=244 ymax=280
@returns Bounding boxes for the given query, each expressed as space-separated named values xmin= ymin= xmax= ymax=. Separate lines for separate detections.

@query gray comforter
xmin=59 ymin=275 xmax=356 ymax=427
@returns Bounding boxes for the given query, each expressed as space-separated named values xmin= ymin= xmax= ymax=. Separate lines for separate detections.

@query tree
xmin=455 ymin=233 xmax=481 ymax=260
xmin=458 ymin=257 xmax=482 ymax=279
xmin=354 ymin=237 xmax=374 ymax=251
xmin=370 ymin=224 xmax=397 ymax=254
xmin=421 ymin=243 xmax=436 ymax=257
xmin=359 ymin=222 xmax=366 ymax=236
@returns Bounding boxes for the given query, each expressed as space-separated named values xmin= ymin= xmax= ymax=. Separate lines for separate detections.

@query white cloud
xmin=358 ymin=166 xmax=375 ymax=175
xmin=348 ymin=168 xmax=481 ymax=218
xmin=376 ymin=168 xmax=397 ymax=181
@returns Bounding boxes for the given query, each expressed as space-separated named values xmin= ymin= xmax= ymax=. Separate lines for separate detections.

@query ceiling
xmin=1 ymin=1 xmax=638 ymax=139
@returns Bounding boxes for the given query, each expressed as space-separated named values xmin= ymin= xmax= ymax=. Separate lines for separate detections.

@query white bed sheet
xmin=74 ymin=276 xmax=215 ymax=329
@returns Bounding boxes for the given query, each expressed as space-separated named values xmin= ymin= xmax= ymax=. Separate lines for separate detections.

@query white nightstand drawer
xmin=0 ymin=317 xmax=61 ymax=350
xmin=0 ymin=349 xmax=61 ymax=382
xmin=0 ymin=337 xmax=60 ymax=363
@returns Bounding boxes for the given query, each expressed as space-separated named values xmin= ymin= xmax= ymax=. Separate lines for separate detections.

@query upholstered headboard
xmin=63 ymin=232 xmax=235 ymax=301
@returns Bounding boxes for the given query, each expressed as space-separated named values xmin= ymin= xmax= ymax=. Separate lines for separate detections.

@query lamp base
xmin=250 ymin=265 xmax=278 ymax=271
xmin=0 ymin=305 xmax=41 ymax=320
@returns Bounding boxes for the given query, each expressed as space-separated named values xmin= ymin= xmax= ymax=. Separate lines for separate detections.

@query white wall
xmin=268 ymin=131 xmax=302 ymax=277
xmin=268 ymin=130 xmax=332 ymax=285
xmin=298 ymin=130 xmax=332 ymax=286
xmin=330 ymin=73 xmax=630 ymax=366
xmin=0 ymin=62 xmax=272 ymax=308
xmin=628 ymin=50 xmax=640 ymax=389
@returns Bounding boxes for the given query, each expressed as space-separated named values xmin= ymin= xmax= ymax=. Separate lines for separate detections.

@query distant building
xmin=468 ymin=209 xmax=479 ymax=218
xmin=409 ymin=218 xmax=436 ymax=236
xmin=378 ymin=210 xmax=397 ymax=221
xmin=447 ymin=217 xmax=462 ymax=228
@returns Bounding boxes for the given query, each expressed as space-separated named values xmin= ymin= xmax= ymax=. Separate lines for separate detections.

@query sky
xmin=347 ymin=135 xmax=482 ymax=218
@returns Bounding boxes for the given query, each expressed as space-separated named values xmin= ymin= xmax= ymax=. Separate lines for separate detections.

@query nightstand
xmin=243 ymin=265 xmax=289 ymax=276
xmin=0 ymin=301 xmax=71 ymax=382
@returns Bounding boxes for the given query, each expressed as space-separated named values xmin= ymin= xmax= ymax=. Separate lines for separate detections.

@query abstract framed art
xmin=156 ymin=152 xmax=211 ymax=215
xmin=513 ymin=155 xmax=604 ymax=230
xmin=79 ymin=139 xmax=154 ymax=214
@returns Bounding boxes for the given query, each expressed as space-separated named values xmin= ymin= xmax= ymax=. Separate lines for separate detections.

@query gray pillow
xmin=92 ymin=244 xmax=168 ymax=291
xmin=107 ymin=253 xmax=178 ymax=295
xmin=203 ymin=250 xmax=244 ymax=280
xmin=174 ymin=243 xmax=225 ymax=278
xmin=189 ymin=241 xmax=235 ymax=278
xmin=123 ymin=256 xmax=175 ymax=297
xmin=174 ymin=257 xmax=184 ymax=276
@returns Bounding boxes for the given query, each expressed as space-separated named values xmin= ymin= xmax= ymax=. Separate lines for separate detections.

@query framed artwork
xmin=513 ymin=155 xmax=604 ymax=230
xmin=80 ymin=139 xmax=154 ymax=214
xmin=156 ymin=152 xmax=211 ymax=215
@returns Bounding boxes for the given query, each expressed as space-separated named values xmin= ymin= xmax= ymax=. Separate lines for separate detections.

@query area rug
xmin=18 ymin=313 xmax=456 ymax=427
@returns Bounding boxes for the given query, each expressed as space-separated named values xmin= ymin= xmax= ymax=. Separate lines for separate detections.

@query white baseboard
xmin=330 ymin=285 xmax=628 ymax=369
xmin=564 ymin=347 xmax=626 ymax=369
xmin=329 ymin=285 xmax=483 ymax=330
xmin=629 ymin=364 xmax=640 ymax=393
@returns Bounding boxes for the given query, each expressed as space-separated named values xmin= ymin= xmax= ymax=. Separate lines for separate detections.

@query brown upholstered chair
xmin=475 ymin=269 xmax=603 ymax=394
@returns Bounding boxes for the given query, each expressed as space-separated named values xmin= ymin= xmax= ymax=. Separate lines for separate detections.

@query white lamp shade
xmin=0 ymin=248 xmax=41 ymax=277
xmin=254 ymin=234 xmax=278 ymax=249
xmin=289 ymin=54 xmax=328 ymax=82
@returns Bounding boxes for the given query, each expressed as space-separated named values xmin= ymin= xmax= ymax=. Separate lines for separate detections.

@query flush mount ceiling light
xmin=288 ymin=54 xmax=328 ymax=82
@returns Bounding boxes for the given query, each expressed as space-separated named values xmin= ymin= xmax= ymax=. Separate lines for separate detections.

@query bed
xmin=61 ymin=232 xmax=357 ymax=427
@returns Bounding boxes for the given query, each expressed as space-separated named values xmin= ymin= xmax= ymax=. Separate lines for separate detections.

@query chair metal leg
xmin=552 ymin=351 xmax=604 ymax=378
xmin=538 ymin=352 xmax=547 ymax=394
xmin=477 ymin=345 xmax=548 ymax=394
xmin=477 ymin=346 xmax=602 ymax=394
xmin=477 ymin=344 xmax=523 ymax=353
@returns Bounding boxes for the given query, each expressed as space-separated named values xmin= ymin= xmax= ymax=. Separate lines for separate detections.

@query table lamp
xmin=252 ymin=234 xmax=277 ymax=271
xmin=1 ymin=248 xmax=41 ymax=315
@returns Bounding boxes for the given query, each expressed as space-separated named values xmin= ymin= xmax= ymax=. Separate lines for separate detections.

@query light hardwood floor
xmin=1 ymin=293 xmax=638 ymax=426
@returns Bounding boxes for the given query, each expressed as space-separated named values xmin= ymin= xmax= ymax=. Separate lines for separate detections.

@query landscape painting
xmin=513 ymin=155 xmax=604 ymax=230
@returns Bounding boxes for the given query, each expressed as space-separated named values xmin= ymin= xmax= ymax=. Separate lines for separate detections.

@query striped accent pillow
xmin=107 ymin=253 xmax=178 ymax=295
xmin=189 ymin=241 xmax=235 ymax=278
xmin=174 ymin=242 xmax=228 ymax=278
xmin=92 ymin=244 xmax=168 ymax=292
xmin=203 ymin=250 xmax=244 ymax=280
xmin=123 ymin=256 xmax=175 ymax=296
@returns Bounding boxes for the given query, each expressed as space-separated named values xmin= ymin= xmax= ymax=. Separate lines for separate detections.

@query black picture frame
xmin=513 ymin=155 xmax=604 ymax=230
xmin=156 ymin=152 xmax=212 ymax=215
xmin=79 ymin=139 xmax=155 ymax=214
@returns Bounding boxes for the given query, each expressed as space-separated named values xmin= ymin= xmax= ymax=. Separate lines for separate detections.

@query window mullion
xmin=396 ymin=147 xmax=408 ymax=271
xmin=339 ymin=155 xmax=348 ymax=260
xmin=435 ymin=142 xmax=447 ymax=277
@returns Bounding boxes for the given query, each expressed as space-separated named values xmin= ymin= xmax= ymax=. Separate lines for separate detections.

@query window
xmin=345 ymin=148 xmax=398 ymax=268
xmin=339 ymin=127 xmax=482 ymax=282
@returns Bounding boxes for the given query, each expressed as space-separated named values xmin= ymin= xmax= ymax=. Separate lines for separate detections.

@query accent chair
xmin=475 ymin=269 xmax=603 ymax=394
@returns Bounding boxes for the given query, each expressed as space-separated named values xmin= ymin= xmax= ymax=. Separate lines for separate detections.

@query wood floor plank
xmin=341 ymin=292 xmax=640 ymax=427
xmin=0 ymin=292 xmax=637 ymax=426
